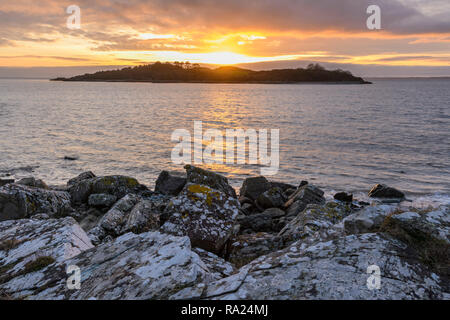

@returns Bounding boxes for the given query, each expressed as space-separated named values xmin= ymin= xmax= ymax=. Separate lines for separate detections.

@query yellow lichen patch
xmin=187 ymin=184 xmax=220 ymax=206
xmin=125 ymin=177 xmax=139 ymax=187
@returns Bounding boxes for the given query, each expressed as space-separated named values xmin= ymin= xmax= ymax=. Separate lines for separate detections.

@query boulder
xmin=269 ymin=181 xmax=296 ymax=192
xmin=279 ymin=202 xmax=353 ymax=246
xmin=16 ymin=177 xmax=48 ymax=189
xmin=334 ymin=192 xmax=353 ymax=202
xmin=380 ymin=205 xmax=450 ymax=277
xmin=0 ymin=217 xmax=93 ymax=285
xmin=67 ymin=171 xmax=96 ymax=186
xmin=0 ymin=232 xmax=208 ymax=300
xmin=368 ymin=184 xmax=405 ymax=199
xmin=155 ymin=171 xmax=186 ymax=196
xmin=239 ymin=176 xmax=271 ymax=201
xmin=184 ymin=165 xmax=236 ymax=198
xmin=161 ymin=183 xmax=239 ymax=254
xmin=256 ymin=187 xmax=285 ymax=209
xmin=0 ymin=184 xmax=73 ymax=221
xmin=343 ymin=205 xmax=396 ymax=235
xmin=238 ymin=208 xmax=285 ymax=234
xmin=197 ymin=233 xmax=448 ymax=300
xmin=227 ymin=232 xmax=283 ymax=267
xmin=88 ymin=193 xmax=117 ymax=208
xmin=88 ymin=194 xmax=159 ymax=245
xmin=68 ymin=175 xmax=148 ymax=205
xmin=284 ymin=185 xmax=325 ymax=218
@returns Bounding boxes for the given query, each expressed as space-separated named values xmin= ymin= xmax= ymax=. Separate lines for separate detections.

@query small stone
xmin=334 ymin=192 xmax=353 ymax=202
xmin=155 ymin=170 xmax=186 ymax=196
xmin=368 ymin=184 xmax=405 ymax=199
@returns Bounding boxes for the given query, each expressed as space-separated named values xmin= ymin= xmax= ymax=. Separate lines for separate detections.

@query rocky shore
xmin=0 ymin=165 xmax=448 ymax=300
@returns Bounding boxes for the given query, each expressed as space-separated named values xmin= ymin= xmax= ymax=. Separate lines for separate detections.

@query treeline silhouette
xmin=52 ymin=62 xmax=369 ymax=83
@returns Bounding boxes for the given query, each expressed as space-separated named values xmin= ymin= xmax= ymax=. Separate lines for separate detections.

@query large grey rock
xmin=69 ymin=175 xmax=148 ymax=205
xmin=238 ymin=208 xmax=285 ymax=233
xmin=284 ymin=184 xmax=325 ymax=218
xmin=0 ymin=184 xmax=73 ymax=221
xmin=67 ymin=171 xmax=96 ymax=186
xmin=368 ymin=184 xmax=405 ymax=199
xmin=0 ymin=232 xmax=209 ymax=300
xmin=16 ymin=177 xmax=48 ymax=189
xmin=343 ymin=205 xmax=396 ymax=235
xmin=279 ymin=202 xmax=353 ymax=246
xmin=161 ymin=183 xmax=239 ymax=254
xmin=239 ymin=176 xmax=271 ymax=201
xmin=184 ymin=165 xmax=236 ymax=198
xmin=155 ymin=171 xmax=186 ymax=196
xmin=88 ymin=194 xmax=159 ymax=245
xmin=256 ymin=187 xmax=285 ymax=209
xmin=88 ymin=193 xmax=117 ymax=208
xmin=0 ymin=217 xmax=93 ymax=285
xmin=227 ymin=232 xmax=283 ymax=267
xmin=197 ymin=233 xmax=449 ymax=299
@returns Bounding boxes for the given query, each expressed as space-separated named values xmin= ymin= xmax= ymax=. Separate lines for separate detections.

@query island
xmin=51 ymin=62 xmax=371 ymax=84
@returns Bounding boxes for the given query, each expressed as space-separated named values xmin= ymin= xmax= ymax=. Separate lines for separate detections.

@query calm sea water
xmin=0 ymin=78 xmax=449 ymax=205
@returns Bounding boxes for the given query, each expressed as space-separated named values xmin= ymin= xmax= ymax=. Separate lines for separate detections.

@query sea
xmin=0 ymin=78 xmax=449 ymax=207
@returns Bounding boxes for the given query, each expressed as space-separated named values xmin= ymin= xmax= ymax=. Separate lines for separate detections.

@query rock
xmin=155 ymin=171 xmax=186 ymax=196
xmin=343 ymin=204 xmax=396 ymax=235
xmin=240 ymin=203 xmax=253 ymax=215
xmin=380 ymin=205 xmax=450 ymax=277
xmin=78 ymin=208 xmax=103 ymax=231
xmin=238 ymin=208 xmax=285 ymax=233
xmin=198 ymin=233 xmax=448 ymax=300
xmin=238 ymin=196 xmax=253 ymax=206
xmin=122 ymin=199 xmax=160 ymax=234
xmin=0 ymin=232 xmax=208 ymax=300
xmin=193 ymin=248 xmax=236 ymax=281
xmin=239 ymin=176 xmax=271 ymax=201
xmin=256 ymin=187 xmax=285 ymax=209
xmin=68 ymin=175 xmax=148 ymax=205
xmin=270 ymin=181 xmax=296 ymax=192
xmin=67 ymin=171 xmax=96 ymax=186
xmin=64 ymin=156 xmax=78 ymax=161
xmin=0 ymin=217 xmax=93 ymax=285
xmin=0 ymin=179 xmax=14 ymax=187
xmin=334 ymin=192 xmax=353 ymax=202
xmin=88 ymin=194 xmax=159 ymax=245
xmin=88 ymin=193 xmax=117 ymax=208
xmin=161 ymin=183 xmax=239 ymax=254
xmin=0 ymin=184 xmax=73 ymax=221
xmin=16 ymin=177 xmax=48 ymax=189
xmin=368 ymin=184 xmax=405 ymax=199
xmin=227 ymin=232 xmax=283 ymax=267
xmin=284 ymin=184 xmax=325 ymax=218
xmin=279 ymin=202 xmax=353 ymax=246
xmin=184 ymin=165 xmax=236 ymax=198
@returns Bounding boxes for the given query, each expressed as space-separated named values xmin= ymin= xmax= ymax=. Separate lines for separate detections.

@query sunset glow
xmin=0 ymin=0 xmax=449 ymax=76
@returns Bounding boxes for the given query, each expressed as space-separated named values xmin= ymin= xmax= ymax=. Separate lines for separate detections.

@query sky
xmin=0 ymin=0 xmax=449 ymax=77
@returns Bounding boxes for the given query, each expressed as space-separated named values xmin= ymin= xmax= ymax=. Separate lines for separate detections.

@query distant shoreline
xmin=50 ymin=79 xmax=372 ymax=85
xmin=50 ymin=62 xmax=372 ymax=84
